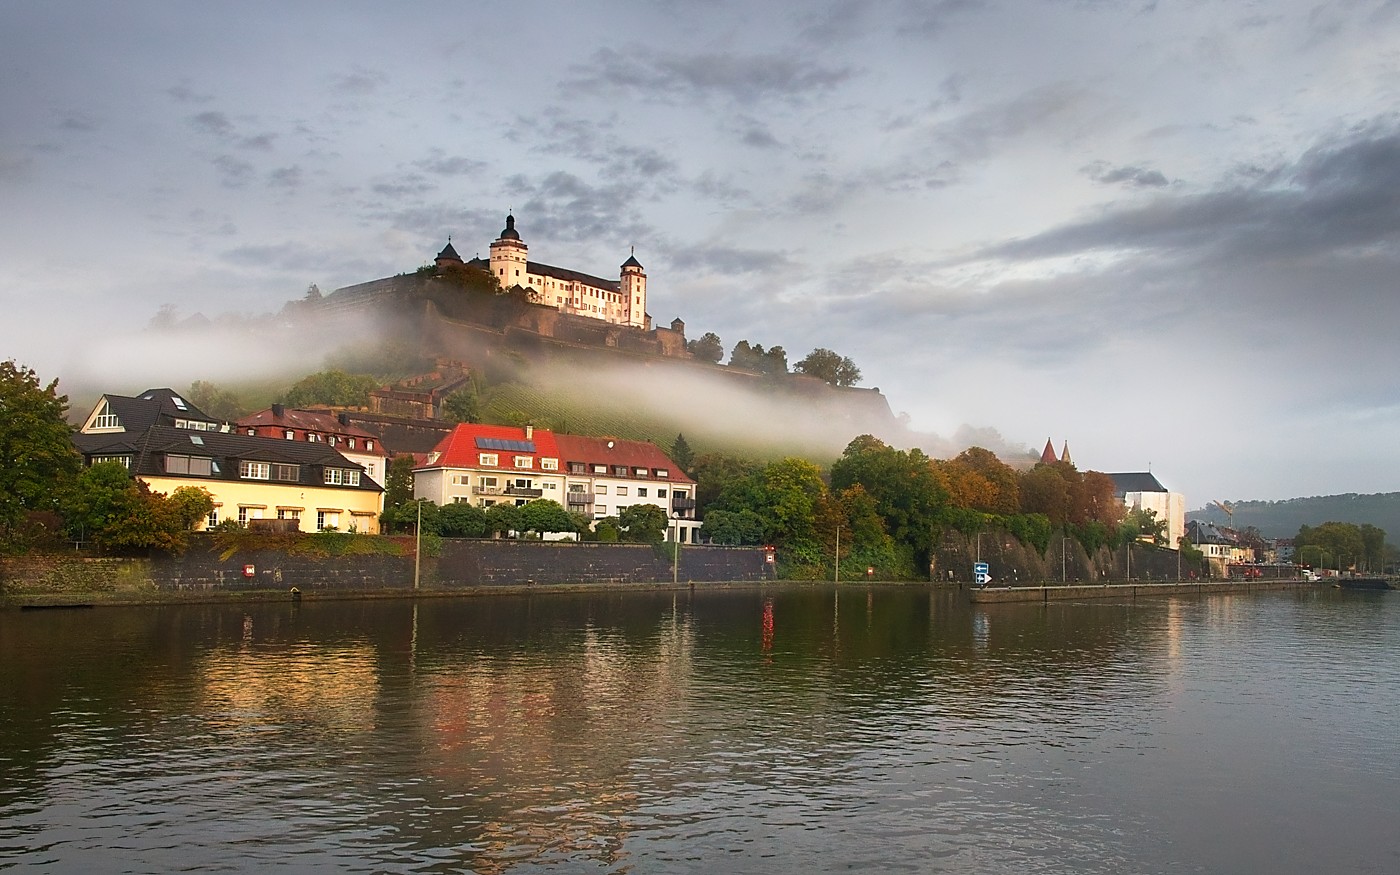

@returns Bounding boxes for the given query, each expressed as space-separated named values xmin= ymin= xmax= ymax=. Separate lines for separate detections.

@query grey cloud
xmin=166 ymin=84 xmax=213 ymax=104
xmin=0 ymin=152 xmax=35 ymax=181
xmin=333 ymin=68 xmax=386 ymax=95
xmin=506 ymin=171 xmax=653 ymax=245
xmin=373 ymin=204 xmax=500 ymax=246
xmin=986 ymin=122 xmax=1400 ymax=265
xmin=371 ymin=173 xmax=436 ymax=199
xmin=58 ymin=114 xmax=100 ymax=132
xmin=268 ymin=166 xmax=302 ymax=189
xmin=933 ymin=83 xmax=1090 ymax=160
xmin=1083 ymin=161 xmax=1170 ymax=187
xmin=664 ymin=244 xmax=795 ymax=275
xmin=568 ymin=48 xmax=854 ymax=104
xmin=895 ymin=0 xmax=985 ymax=36
xmin=191 ymin=111 xmax=234 ymax=138
xmin=413 ymin=153 xmax=485 ymax=176
xmin=212 ymin=155 xmax=253 ymax=188
xmin=510 ymin=112 xmax=680 ymax=198
xmin=240 ymin=133 xmax=277 ymax=151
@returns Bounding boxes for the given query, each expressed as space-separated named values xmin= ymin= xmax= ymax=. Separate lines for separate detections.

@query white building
xmin=436 ymin=213 xmax=648 ymax=329
xmin=1109 ymin=472 xmax=1186 ymax=549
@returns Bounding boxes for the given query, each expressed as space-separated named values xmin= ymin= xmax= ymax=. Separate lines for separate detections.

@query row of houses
xmin=71 ymin=387 xmax=699 ymax=541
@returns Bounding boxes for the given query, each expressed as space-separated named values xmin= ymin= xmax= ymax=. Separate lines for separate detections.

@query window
xmin=479 ymin=453 xmax=498 ymax=466
xmin=240 ymin=461 xmax=270 ymax=480
xmin=637 ymin=488 xmax=648 ymax=497
xmin=543 ymin=482 xmax=556 ymax=490
xmin=316 ymin=510 xmax=339 ymax=531
xmin=167 ymin=454 xmax=214 ymax=476
xmin=93 ymin=400 xmax=120 ymax=429
xmin=238 ymin=507 xmax=248 ymax=525
xmin=595 ymin=506 xmax=607 ymax=516
xmin=569 ymin=462 xmax=587 ymax=474
xmin=617 ymin=486 xmax=629 ymax=496
xmin=327 ymin=436 xmax=337 ymax=446
xmin=568 ymin=483 xmax=586 ymax=493
xmin=324 ymin=468 xmax=361 ymax=486
xmin=514 ymin=456 xmax=533 ymax=469
xmin=272 ymin=463 xmax=299 ymax=482
xmin=277 ymin=508 xmax=302 ymax=521
xmin=612 ymin=466 xmax=627 ymax=476
xmin=657 ymin=489 xmax=667 ymax=498
xmin=246 ymin=428 xmax=256 ymax=436
xmin=93 ymin=455 xmax=131 ymax=469
xmin=634 ymin=467 xmax=648 ymax=477
xmin=595 ymin=484 xmax=608 ymax=494
xmin=238 ymin=506 xmax=263 ymax=525
xmin=655 ymin=469 xmax=670 ymax=478
xmin=366 ymin=440 xmax=373 ymax=452
xmin=541 ymin=458 xmax=558 ymax=471
xmin=480 ymin=476 xmax=498 ymax=488
xmin=206 ymin=508 xmax=219 ymax=528
xmin=347 ymin=438 xmax=356 ymax=449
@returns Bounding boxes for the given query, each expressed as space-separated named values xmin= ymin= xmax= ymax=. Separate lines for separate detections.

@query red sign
xmin=242 ymin=564 xmax=255 ymax=578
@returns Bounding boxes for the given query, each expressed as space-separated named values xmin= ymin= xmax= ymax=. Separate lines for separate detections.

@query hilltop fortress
xmin=321 ymin=214 xmax=896 ymax=427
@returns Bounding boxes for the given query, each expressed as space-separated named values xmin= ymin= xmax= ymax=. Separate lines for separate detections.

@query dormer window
xmin=93 ymin=400 xmax=120 ymax=430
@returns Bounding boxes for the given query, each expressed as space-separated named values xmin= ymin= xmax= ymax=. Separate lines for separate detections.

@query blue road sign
xmin=974 ymin=562 xmax=989 ymax=574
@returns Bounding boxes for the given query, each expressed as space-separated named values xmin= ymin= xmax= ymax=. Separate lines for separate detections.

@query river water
xmin=1 ymin=585 xmax=1397 ymax=874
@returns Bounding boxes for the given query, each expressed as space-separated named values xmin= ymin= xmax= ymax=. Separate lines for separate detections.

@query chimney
xmin=338 ymin=412 xmax=350 ymax=426
xmin=272 ymin=403 xmax=285 ymax=418
xmin=525 ymin=424 xmax=534 ymax=440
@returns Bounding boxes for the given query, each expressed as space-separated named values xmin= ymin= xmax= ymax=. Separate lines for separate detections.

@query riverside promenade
xmin=969 ymin=578 xmax=1316 ymax=604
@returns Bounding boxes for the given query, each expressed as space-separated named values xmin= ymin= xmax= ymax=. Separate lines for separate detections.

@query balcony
xmin=566 ymin=493 xmax=593 ymax=507
xmin=671 ymin=496 xmax=697 ymax=511
xmin=505 ymin=486 xmax=544 ymax=499
xmin=472 ymin=485 xmax=502 ymax=495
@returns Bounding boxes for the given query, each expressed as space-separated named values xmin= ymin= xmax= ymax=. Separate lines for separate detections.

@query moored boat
xmin=1334 ymin=578 xmax=1395 ymax=591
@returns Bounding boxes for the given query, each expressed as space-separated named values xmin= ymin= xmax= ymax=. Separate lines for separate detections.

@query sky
xmin=3 ymin=0 xmax=1399 ymax=509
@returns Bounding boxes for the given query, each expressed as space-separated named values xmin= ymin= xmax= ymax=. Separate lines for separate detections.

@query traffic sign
xmin=973 ymin=562 xmax=989 ymax=574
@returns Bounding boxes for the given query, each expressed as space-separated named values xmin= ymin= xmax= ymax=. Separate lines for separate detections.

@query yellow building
xmin=74 ymin=389 xmax=382 ymax=532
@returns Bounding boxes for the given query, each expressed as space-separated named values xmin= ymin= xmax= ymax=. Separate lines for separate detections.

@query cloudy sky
xmin=3 ymin=0 xmax=1399 ymax=508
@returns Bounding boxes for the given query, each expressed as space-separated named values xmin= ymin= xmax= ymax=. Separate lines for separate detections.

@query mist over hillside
xmin=1189 ymin=494 xmax=1400 ymax=540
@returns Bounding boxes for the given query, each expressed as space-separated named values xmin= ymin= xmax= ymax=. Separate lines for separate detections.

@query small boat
xmin=1333 ymin=578 xmax=1394 ymax=591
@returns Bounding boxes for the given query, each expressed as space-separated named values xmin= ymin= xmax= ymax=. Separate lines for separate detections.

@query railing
xmin=566 ymin=493 xmax=593 ymax=506
xmin=505 ymin=486 xmax=544 ymax=499
xmin=671 ymin=496 xmax=697 ymax=511
xmin=472 ymin=485 xmax=502 ymax=495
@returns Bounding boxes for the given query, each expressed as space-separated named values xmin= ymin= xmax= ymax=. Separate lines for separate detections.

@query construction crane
xmin=1211 ymin=500 xmax=1235 ymax=529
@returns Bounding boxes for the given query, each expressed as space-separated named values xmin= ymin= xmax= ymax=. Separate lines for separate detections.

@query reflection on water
xmin=2 ymin=587 xmax=1398 ymax=873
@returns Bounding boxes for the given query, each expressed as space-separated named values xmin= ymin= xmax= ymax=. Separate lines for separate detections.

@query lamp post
xmin=413 ymin=499 xmax=422 ymax=591
xmin=834 ymin=525 xmax=840 ymax=585
xmin=672 ymin=511 xmax=681 ymax=586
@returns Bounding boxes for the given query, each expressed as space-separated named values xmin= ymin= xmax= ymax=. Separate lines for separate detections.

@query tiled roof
xmin=553 ymin=434 xmax=694 ymax=484
xmin=1108 ymin=472 xmax=1169 ymax=494
xmin=237 ymin=407 xmax=378 ymax=440
xmin=462 ymin=256 xmax=621 ymax=292
xmin=92 ymin=388 xmax=218 ymax=431
xmin=73 ymin=426 xmax=381 ymax=492
xmin=424 ymin=424 xmax=560 ymax=469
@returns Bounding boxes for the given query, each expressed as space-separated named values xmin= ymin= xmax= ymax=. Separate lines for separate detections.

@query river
xmin=2 ymin=585 xmax=1397 ymax=873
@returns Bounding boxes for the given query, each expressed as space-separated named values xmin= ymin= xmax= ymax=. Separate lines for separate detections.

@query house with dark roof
xmin=414 ymin=423 xmax=698 ymax=542
xmin=237 ymin=404 xmax=389 ymax=487
xmin=80 ymin=388 xmax=222 ymax=434
xmin=1109 ymin=471 xmax=1186 ymax=549
xmin=73 ymin=425 xmax=383 ymax=533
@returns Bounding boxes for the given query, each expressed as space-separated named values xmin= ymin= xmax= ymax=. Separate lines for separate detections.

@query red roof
xmin=424 ymin=424 xmax=560 ymax=470
xmin=1040 ymin=438 xmax=1057 ymax=465
xmin=553 ymin=434 xmax=694 ymax=485
xmin=237 ymin=407 xmax=378 ymax=440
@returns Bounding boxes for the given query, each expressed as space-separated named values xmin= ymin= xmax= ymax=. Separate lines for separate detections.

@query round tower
xmin=434 ymin=237 xmax=463 ymax=269
xmin=620 ymin=249 xmax=646 ymax=328
xmin=489 ymin=214 xmax=529 ymax=287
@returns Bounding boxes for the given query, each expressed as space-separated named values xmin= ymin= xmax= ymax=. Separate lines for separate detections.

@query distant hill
xmin=1189 ymin=494 xmax=1400 ymax=541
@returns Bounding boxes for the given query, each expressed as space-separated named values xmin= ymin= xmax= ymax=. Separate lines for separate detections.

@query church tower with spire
xmin=1040 ymin=438 xmax=1058 ymax=465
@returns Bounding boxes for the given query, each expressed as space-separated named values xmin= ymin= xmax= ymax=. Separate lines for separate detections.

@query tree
xmin=669 ymin=433 xmax=695 ymax=473
xmin=518 ymin=499 xmax=577 ymax=537
xmin=0 ymin=361 xmax=81 ymax=551
xmin=281 ymin=370 xmax=379 ymax=408
xmin=383 ymin=457 xmax=415 ymax=512
xmin=438 ymin=502 xmax=487 ymax=538
xmin=485 ymin=503 xmax=522 ymax=537
xmin=687 ymin=332 xmax=724 ymax=364
xmin=830 ymin=435 xmax=947 ymax=561
xmin=1122 ymin=507 xmax=1167 ymax=546
xmin=442 ymin=386 xmax=480 ymax=424
xmin=690 ymin=453 xmax=761 ymax=512
xmin=700 ymin=508 xmax=764 ymax=545
xmin=618 ymin=503 xmax=667 ymax=543
xmin=187 ymin=380 xmax=245 ymax=421
xmin=794 ymin=348 xmax=862 ymax=387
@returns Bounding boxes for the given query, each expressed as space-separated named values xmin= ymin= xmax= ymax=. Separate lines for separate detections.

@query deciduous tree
xmin=0 ymin=361 xmax=80 ymax=551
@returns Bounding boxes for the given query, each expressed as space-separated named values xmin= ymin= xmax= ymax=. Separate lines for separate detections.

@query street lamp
xmin=672 ymin=511 xmax=682 ymax=586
